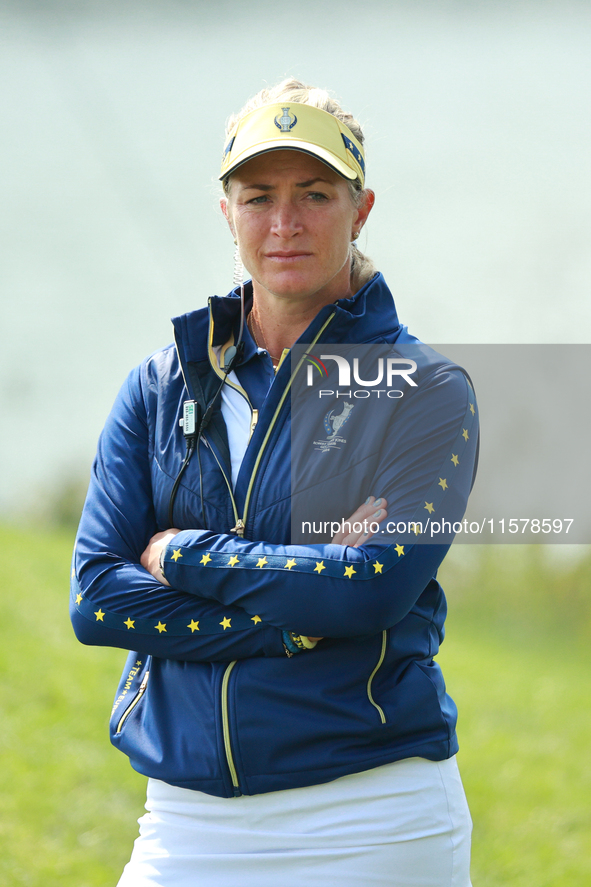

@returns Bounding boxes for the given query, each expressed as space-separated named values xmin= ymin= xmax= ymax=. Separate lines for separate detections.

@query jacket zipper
xmin=221 ymin=661 xmax=241 ymax=795
xmin=204 ymin=406 xmax=256 ymax=534
xmin=240 ymin=313 xmax=336 ymax=535
xmin=116 ymin=671 xmax=149 ymax=734
xmin=201 ymin=435 xmax=241 ymax=531
xmin=367 ymin=632 xmax=387 ymax=724
xmin=215 ymin=315 xmax=337 ymax=791
xmin=249 ymin=408 xmax=259 ymax=439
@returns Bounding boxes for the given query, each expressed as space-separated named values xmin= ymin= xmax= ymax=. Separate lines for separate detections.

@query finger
xmin=335 ymin=505 xmax=388 ymax=547
xmin=332 ymin=498 xmax=387 ymax=545
xmin=341 ymin=507 xmax=387 ymax=547
xmin=332 ymin=498 xmax=378 ymax=543
xmin=352 ymin=517 xmax=387 ymax=547
xmin=347 ymin=497 xmax=388 ymax=525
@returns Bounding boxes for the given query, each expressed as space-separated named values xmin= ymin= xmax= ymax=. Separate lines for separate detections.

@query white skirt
xmin=118 ymin=756 xmax=472 ymax=887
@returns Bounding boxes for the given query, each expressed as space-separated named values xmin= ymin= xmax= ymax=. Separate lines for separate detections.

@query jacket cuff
xmin=264 ymin=626 xmax=288 ymax=657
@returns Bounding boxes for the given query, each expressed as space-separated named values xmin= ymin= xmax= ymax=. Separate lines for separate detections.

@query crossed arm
xmin=72 ymin=357 xmax=477 ymax=654
xmin=70 ymin=365 xmax=392 ymax=660
xmin=139 ymin=496 xmax=389 ymax=645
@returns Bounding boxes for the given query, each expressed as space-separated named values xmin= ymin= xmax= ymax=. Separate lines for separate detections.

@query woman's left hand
xmin=331 ymin=496 xmax=388 ymax=547
xmin=141 ymin=529 xmax=181 ymax=586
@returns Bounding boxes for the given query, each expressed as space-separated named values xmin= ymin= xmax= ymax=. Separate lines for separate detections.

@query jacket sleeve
xmin=71 ymin=364 xmax=285 ymax=661
xmin=163 ymin=365 xmax=479 ymax=638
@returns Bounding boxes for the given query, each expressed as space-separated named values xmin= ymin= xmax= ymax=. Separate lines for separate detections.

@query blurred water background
xmin=1 ymin=0 xmax=590 ymax=522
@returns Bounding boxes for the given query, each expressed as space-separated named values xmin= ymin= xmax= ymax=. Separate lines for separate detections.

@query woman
xmin=71 ymin=79 xmax=478 ymax=886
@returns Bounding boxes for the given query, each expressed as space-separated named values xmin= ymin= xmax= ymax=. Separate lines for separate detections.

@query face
xmin=221 ymin=150 xmax=374 ymax=308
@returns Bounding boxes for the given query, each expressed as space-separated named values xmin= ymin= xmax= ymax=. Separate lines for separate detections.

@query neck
xmin=249 ymin=280 xmax=352 ymax=357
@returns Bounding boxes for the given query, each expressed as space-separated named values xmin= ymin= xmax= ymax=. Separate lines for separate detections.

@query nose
xmin=270 ymin=201 xmax=303 ymax=239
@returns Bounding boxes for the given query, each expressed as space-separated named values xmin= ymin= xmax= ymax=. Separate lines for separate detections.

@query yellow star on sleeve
xmin=200 ymin=553 xmax=212 ymax=565
xmin=285 ymin=558 xmax=297 ymax=570
xmin=395 ymin=544 xmax=405 ymax=556
xmin=373 ymin=561 xmax=383 ymax=574
xmin=187 ymin=620 xmax=200 ymax=632
xmin=124 ymin=618 xmax=135 ymax=630
xmin=344 ymin=565 xmax=356 ymax=578
xmin=412 ymin=523 xmax=422 ymax=536
xmin=75 ymin=593 xmax=83 ymax=605
xmin=462 ymin=429 xmax=469 ymax=442
xmin=251 ymin=615 xmax=262 ymax=624
xmin=227 ymin=555 xmax=239 ymax=567
xmin=470 ymin=403 xmax=475 ymax=415
xmin=438 ymin=478 xmax=448 ymax=490
xmin=171 ymin=548 xmax=183 ymax=562
xmin=314 ymin=561 xmax=326 ymax=573
xmin=220 ymin=616 xmax=231 ymax=630
xmin=256 ymin=556 xmax=268 ymax=568
xmin=451 ymin=454 xmax=459 ymax=466
xmin=424 ymin=502 xmax=435 ymax=514
xmin=155 ymin=621 xmax=167 ymax=633
xmin=94 ymin=609 xmax=104 ymax=622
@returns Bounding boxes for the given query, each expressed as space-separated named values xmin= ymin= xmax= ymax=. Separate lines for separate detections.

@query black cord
xmin=168 ymin=439 xmax=195 ymax=528
xmin=167 ymin=343 xmax=245 ymax=528
xmin=167 ymin=281 xmax=246 ymax=528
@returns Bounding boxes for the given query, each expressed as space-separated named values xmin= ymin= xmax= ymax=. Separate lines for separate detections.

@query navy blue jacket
xmin=71 ymin=273 xmax=479 ymax=798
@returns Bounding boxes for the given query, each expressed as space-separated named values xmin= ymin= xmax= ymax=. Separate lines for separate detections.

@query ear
xmin=353 ymin=189 xmax=375 ymax=234
xmin=220 ymin=197 xmax=236 ymax=239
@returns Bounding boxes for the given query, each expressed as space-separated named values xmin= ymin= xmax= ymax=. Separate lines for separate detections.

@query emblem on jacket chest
xmin=313 ymin=402 xmax=354 ymax=452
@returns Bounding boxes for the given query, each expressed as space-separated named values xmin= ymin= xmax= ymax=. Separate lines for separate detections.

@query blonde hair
xmin=223 ymin=78 xmax=377 ymax=292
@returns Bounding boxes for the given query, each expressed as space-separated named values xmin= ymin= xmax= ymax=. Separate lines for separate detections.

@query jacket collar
xmin=172 ymin=272 xmax=401 ymax=372
xmin=311 ymin=272 xmax=401 ymax=345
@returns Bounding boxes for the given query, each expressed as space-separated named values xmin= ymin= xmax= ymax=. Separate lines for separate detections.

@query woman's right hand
xmin=331 ymin=495 xmax=388 ymax=547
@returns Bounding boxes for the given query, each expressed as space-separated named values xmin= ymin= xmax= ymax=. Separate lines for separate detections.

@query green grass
xmin=1 ymin=526 xmax=589 ymax=885
xmin=0 ymin=525 xmax=145 ymax=886
xmin=439 ymin=617 xmax=591 ymax=886
xmin=438 ymin=546 xmax=591 ymax=886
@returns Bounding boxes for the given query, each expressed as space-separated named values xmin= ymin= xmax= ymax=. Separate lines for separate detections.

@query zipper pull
xmin=230 ymin=518 xmax=245 ymax=536
xmin=249 ymin=409 xmax=259 ymax=441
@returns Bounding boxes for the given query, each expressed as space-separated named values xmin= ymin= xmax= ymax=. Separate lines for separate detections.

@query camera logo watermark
xmin=306 ymin=353 xmax=418 ymax=399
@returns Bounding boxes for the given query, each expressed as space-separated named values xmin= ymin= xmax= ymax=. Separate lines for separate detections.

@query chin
xmin=272 ymin=282 xmax=333 ymax=302
xmin=260 ymin=272 xmax=319 ymax=298
xmin=266 ymin=268 xmax=347 ymax=301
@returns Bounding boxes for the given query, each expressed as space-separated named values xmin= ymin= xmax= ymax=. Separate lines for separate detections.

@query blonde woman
xmin=72 ymin=79 xmax=477 ymax=886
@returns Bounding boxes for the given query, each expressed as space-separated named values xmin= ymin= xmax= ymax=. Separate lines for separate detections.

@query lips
xmin=265 ymin=251 xmax=312 ymax=259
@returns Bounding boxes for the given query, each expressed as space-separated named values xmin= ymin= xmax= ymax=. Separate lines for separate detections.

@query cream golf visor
xmin=220 ymin=102 xmax=365 ymax=188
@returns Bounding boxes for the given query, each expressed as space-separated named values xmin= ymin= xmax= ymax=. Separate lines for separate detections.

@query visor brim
xmin=219 ymin=140 xmax=359 ymax=183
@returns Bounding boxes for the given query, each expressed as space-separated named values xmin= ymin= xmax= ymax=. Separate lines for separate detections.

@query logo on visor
xmin=274 ymin=107 xmax=298 ymax=132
